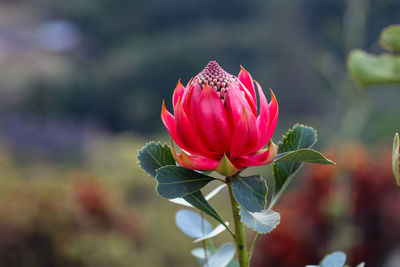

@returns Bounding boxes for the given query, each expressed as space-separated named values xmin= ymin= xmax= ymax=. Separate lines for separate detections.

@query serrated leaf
xmin=320 ymin=251 xmax=346 ymax=267
xmin=175 ymin=209 xmax=212 ymax=238
xmin=271 ymin=124 xmax=317 ymax=206
xmin=347 ymin=50 xmax=400 ymax=87
xmin=156 ymin=166 xmax=214 ymax=199
xmin=137 ymin=142 xmax=175 ymax=177
xmin=239 ymin=208 xmax=280 ymax=234
xmin=208 ymin=243 xmax=236 ymax=267
xmin=393 ymin=133 xmax=399 ymax=186
xmin=231 ymin=175 xmax=267 ymax=212
xmin=380 ymin=25 xmax=400 ymax=52
xmin=274 ymin=148 xmax=335 ymax=165
xmin=183 ymin=190 xmax=230 ymax=231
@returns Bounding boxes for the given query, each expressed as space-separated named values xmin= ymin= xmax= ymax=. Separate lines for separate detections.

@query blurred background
xmin=0 ymin=0 xmax=399 ymax=266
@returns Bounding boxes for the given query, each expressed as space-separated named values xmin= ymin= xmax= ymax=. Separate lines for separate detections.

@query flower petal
xmin=161 ymin=101 xmax=186 ymax=150
xmin=255 ymin=82 xmax=271 ymax=149
xmin=230 ymin=108 xmax=258 ymax=158
xmin=181 ymin=150 xmax=220 ymax=171
xmin=172 ymin=79 xmax=186 ymax=107
xmin=237 ymin=78 xmax=257 ymax=116
xmin=175 ymin=100 xmax=210 ymax=156
xmin=170 ymin=139 xmax=219 ymax=171
xmin=234 ymin=141 xmax=278 ymax=168
xmin=238 ymin=66 xmax=256 ymax=104
xmin=225 ymin=84 xmax=253 ymax=125
xmin=264 ymin=89 xmax=279 ymax=144
xmin=196 ymin=84 xmax=232 ymax=153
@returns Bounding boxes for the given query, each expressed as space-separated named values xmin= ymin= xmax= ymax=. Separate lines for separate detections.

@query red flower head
xmin=161 ymin=61 xmax=278 ymax=176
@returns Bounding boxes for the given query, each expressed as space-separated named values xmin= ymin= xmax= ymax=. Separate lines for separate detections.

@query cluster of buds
xmin=192 ymin=61 xmax=238 ymax=100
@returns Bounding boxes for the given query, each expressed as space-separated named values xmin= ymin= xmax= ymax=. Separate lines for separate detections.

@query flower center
xmin=194 ymin=61 xmax=237 ymax=99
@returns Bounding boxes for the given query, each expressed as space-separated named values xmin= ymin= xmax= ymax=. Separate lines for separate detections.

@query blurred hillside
xmin=1 ymin=0 xmax=399 ymax=142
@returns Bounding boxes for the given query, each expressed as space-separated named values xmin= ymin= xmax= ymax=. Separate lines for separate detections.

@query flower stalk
xmin=227 ymin=179 xmax=249 ymax=267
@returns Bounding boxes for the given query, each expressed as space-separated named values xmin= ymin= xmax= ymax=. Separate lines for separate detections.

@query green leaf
xmin=137 ymin=142 xmax=175 ymax=177
xmin=347 ymin=49 xmax=400 ymax=87
xmin=183 ymin=191 xmax=229 ymax=230
xmin=231 ymin=175 xmax=267 ymax=212
xmin=156 ymin=166 xmax=214 ymax=199
xmin=380 ymin=25 xmax=400 ymax=52
xmin=393 ymin=133 xmax=399 ymax=186
xmin=271 ymin=124 xmax=317 ymax=206
xmin=239 ymin=208 xmax=280 ymax=234
xmin=274 ymin=148 xmax=335 ymax=165
xmin=320 ymin=251 xmax=346 ymax=267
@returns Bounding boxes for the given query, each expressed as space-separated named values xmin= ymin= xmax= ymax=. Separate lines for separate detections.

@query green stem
xmin=248 ymin=233 xmax=260 ymax=263
xmin=228 ymin=181 xmax=249 ymax=267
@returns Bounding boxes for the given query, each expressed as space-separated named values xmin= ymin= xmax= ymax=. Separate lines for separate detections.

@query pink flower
xmin=161 ymin=61 xmax=278 ymax=176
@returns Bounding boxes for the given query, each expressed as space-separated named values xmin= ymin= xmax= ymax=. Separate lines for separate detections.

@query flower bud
xmin=161 ymin=61 xmax=279 ymax=176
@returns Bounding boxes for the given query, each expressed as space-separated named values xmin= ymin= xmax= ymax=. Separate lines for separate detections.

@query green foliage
xmin=380 ymin=25 xmax=400 ymax=52
xmin=320 ymin=251 xmax=346 ymax=267
xmin=347 ymin=24 xmax=400 ymax=87
xmin=231 ymin=175 xmax=267 ymax=212
xmin=271 ymin=124 xmax=317 ymax=205
xmin=137 ymin=142 xmax=175 ymax=178
xmin=155 ymin=166 xmax=214 ymax=199
xmin=347 ymin=50 xmax=400 ymax=87
xmin=138 ymin=142 xmax=228 ymax=230
xmin=239 ymin=209 xmax=280 ymax=234
xmin=274 ymin=148 xmax=335 ymax=164
xmin=393 ymin=133 xmax=399 ymax=186
xmin=182 ymin=191 xmax=228 ymax=229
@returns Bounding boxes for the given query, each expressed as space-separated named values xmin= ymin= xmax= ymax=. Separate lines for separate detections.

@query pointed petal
xmin=171 ymin=138 xmax=219 ymax=171
xmin=230 ymin=108 xmax=258 ymax=158
xmin=234 ymin=141 xmax=278 ymax=168
xmin=181 ymin=150 xmax=220 ymax=171
xmin=255 ymin=82 xmax=271 ymax=149
xmin=172 ymin=79 xmax=185 ymax=107
xmin=225 ymin=84 xmax=253 ymax=125
xmin=264 ymin=89 xmax=279 ymax=143
xmin=181 ymin=82 xmax=202 ymax=133
xmin=238 ymin=66 xmax=256 ymax=104
xmin=237 ymin=78 xmax=257 ymax=116
xmin=196 ymin=84 xmax=232 ymax=153
xmin=175 ymin=100 xmax=210 ymax=155
xmin=216 ymin=154 xmax=240 ymax=176
xmin=161 ymin=101 xmax=185 ymax=149
xmin=182 ymin=82 xmax=201 ymax=115
xmin=169 ymin=139 xmax=196 ymax=170
xmin=268 ymin=89 xmax=278 ymax=119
